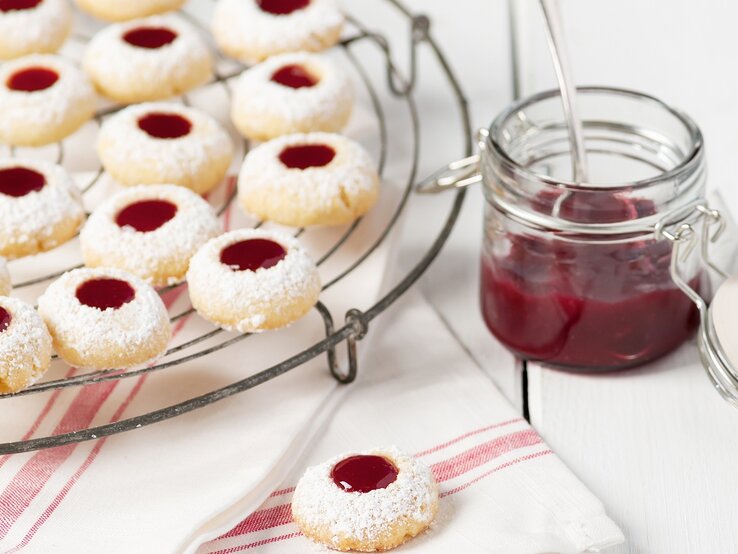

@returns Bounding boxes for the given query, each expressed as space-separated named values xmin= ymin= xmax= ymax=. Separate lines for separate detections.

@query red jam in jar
xmin=478 ymin=87 xmax=706 ymax=372
xmin=480 ymin=191 xmax=700 ymax=370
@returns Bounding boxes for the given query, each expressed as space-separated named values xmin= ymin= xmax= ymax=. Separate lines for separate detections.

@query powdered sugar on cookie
xmin=0 ymin=296 xmax=52 ymax=393
xmin=187 ymin=228 xmax=321 ymax=333
xmin=231 ymin=51 xmax=353 ymax=141
xmin=37 ymin=267 xmax=171 ymax=370
xmin=213 ymin=0 xmax=343 ymax=63
xmin=238 ymin=132 xmax=379 ymax=226
xmin=292 ymin=446 xmax=439 ymax=551
xmin=0 ymin=0 xmax=72 ymax=60
xmin=81 ymin=184 xmax=221 ymax=285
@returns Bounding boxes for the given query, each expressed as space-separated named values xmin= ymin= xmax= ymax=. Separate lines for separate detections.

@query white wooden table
xmin=380 ymin=0 xmax=738 ymax=552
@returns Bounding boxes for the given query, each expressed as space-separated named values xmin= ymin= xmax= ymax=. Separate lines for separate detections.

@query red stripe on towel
xmin=0 ymin=367 xmax=77 ymax=472
xmin=217 ymin=428 xmax=543 ymax=541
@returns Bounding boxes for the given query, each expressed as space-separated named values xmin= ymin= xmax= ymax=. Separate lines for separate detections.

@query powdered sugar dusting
xmin=212 ymin=0 xmax=344 ymax=62
xmin=0 ymin=0 xmax=72 ymax=60
xmin=80 ymin=184 xmax=221 ymax=285
xmin=0 ymin=158 xmax=85 ymax=258
xmin=292 ymin=446 xmax=438 ymax=548
xmin=97 ymin=102 xmax=233 ymax=185
xmin=37 ymin=267 xmax=171 ymax=369
xmin=0 ymin=296 xmax=52 ymax=391
xmin=232 ymin=51 xmax=353 ymax=128
xmin=238 ymin=132 xmax=377 ymax=218
xmin=186 ymin=228 xmax=320 ymax=333
xmin=83 ymin=14 xmax=211 ymax=97
xmin=0 ymin=54 xmax=95 ymax=131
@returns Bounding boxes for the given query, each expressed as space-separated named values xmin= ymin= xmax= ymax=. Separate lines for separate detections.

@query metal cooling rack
xmin=0 ymin=0 xmax=470 ymax=454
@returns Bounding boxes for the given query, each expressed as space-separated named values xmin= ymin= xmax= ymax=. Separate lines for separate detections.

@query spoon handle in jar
xmin=539 ymin=0 xmax=589 ymax=183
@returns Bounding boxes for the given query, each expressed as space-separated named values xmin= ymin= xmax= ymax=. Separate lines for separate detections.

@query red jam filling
xmin=331 ymin=455 xmax=399 ymax=493
xmin=123 ymin=27 xmax=178 ymax=49
xmin=116 ymin=200 xmax=178 ymax=232
xmin=7 ymin=67 xmax=58 ymax=92
xmin=220 ymin=239 xmax=286 ymax=271
xmin=0 ymin=307 xmax=11 ymax=333
xmin=257 ymin=0 xmax=310 ymax=15
xmin=137 ymin=113 xmax=192 ymax=139
xmin=279 ymin=144 xmax=335 ymax=169
xmin=0 ymin=167 xmax=45 ymax=197
xmin=271 ymin=64 xmax=318 ymax=89
xmin=480 ymin=191 xmax=700 ymax=370
xmin=0 ymin=0 xmax=42 ymax=11
xmin=76 ymin=278 xmax=136 ymax=310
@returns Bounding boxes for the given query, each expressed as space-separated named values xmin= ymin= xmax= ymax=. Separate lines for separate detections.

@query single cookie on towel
xmin=0 ymin=296 xmax=52 ymax=393
xmin=38 ymin=267 xmax=172 ymax=370
xmin=75 ymin=0 xmax=185 ymax=22
xmin=0 ymin=54 xmax=96 ymax=146
xmin=0 ymin=257 xmax=10 ymax=296
xmin=83 ymin=15 xmax=212 ymax=103
xmin=187 ymin=229 xmax=321 ymax=333
xmin=97 ymin=102 xmax=233 ymax=193
xmin=212 ymin=0 xmax=343 ymax=63
xmin=0 ymin=158 xmax=85 ymax=259
xmin=81 ymin=184 xmax=221 ymax=286
xmin=231 ymin=51 xmax=352 ymax=141
xmin=0 ymin=0 xmax=72 ymax=60
xmin=238 ymin=132 xmax=378 ymax=226
xmin=292 ymin=446 xmax=439 ymax=552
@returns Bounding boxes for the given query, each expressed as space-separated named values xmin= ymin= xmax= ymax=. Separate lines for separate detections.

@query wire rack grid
xmin=0 ymin=0 xmax=470 ymax=455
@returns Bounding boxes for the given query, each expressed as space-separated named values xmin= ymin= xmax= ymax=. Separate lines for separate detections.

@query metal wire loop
xmin=697 ymin=204 xmax=730 ymax=279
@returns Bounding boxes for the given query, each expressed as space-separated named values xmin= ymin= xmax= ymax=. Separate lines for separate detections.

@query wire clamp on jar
xmin=656 ymin=203 xmax=738 ymax=407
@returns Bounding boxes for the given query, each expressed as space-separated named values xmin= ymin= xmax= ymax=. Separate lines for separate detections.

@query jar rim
xmin=486 ymin=86 xmax=704 ymax=192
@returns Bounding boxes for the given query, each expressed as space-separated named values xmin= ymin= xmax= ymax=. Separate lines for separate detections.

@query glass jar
xmin=479 ymin=87 xmax=706 ymax=371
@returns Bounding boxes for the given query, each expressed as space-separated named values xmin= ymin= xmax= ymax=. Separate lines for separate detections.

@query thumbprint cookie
xmin=231 ymin=51 xmax=352 ymax=141
xmin=38 ymin=267 xmax=172 ymax=369
xmin=83 ymin=15 xmax=212 ymax=103
xmin=0 ymin=158 xmax=85 ymax=259
xmin=0 ymin=54 xmax=96 ymax=147
xmin=81 ymin=185 xmax=221 ymax=286
xmin=292 ymin=447 xmax=439 ymax=552
xmin=238 ymin=132 xmax=379 ymax=226
xmin=212 ymin=0 xmax=343 ymax=63
xmin=187 ymin=229 xmax=321 ymax=333
xmin=75 ymin=0 xmax=185 ymax=22
xmin=0 ymin=297 xmax=52 ymax=393
xmin=97 ymin=102 xmax=233 ymax=193
xmin=0 ymin=0 xmax=72 ymax=60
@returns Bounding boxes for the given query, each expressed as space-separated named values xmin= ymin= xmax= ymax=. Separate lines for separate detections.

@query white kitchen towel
xmin=192 ymin=290 xmax=625 ymax=554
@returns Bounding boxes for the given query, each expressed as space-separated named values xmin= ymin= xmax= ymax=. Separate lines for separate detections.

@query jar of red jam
xmin=478 ymin=87 xmax=706 ymax=371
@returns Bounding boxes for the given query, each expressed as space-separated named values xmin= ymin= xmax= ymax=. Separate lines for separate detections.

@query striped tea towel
xmin=192 ymin=290 xmax=625 ymax=554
